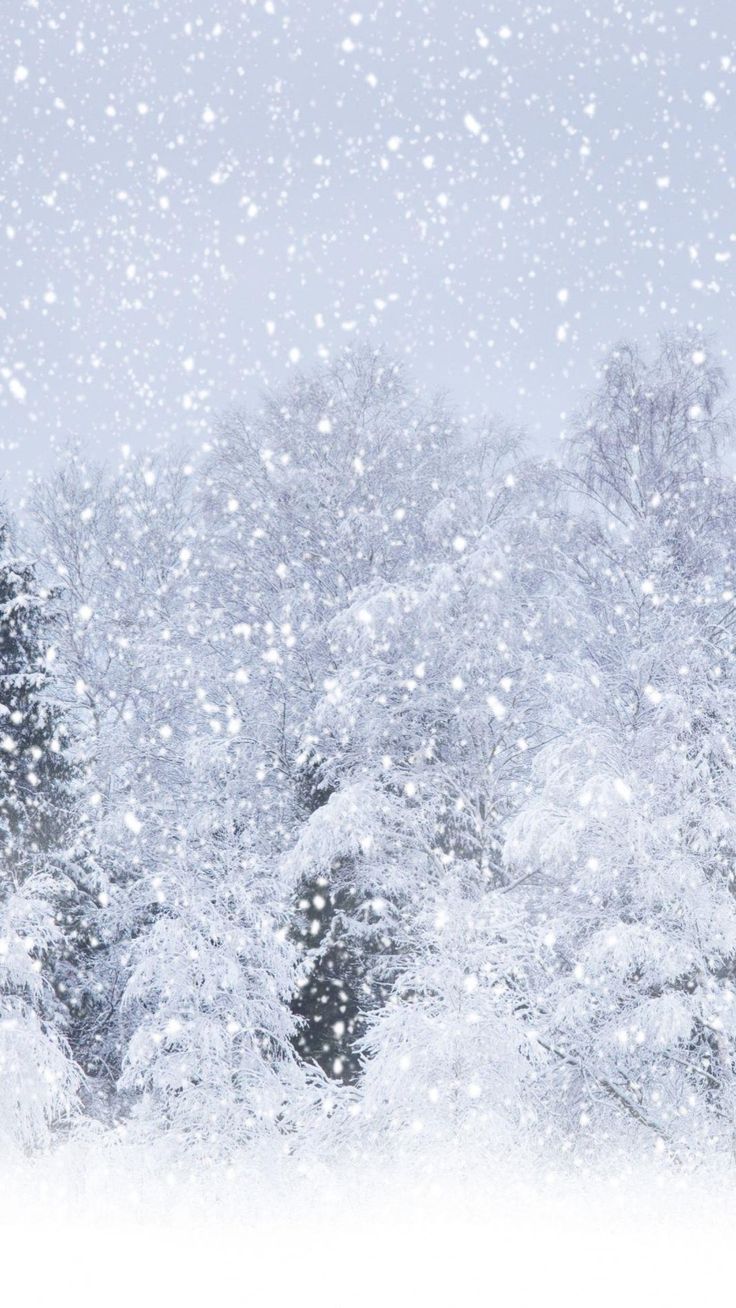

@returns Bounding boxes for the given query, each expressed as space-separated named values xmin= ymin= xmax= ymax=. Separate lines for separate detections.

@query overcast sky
xmin=2 ymin=0 xmax=735 ymax=492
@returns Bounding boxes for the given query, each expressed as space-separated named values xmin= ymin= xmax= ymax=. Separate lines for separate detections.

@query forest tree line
xmin=1 ymin=333 xmax=736 ymax=1164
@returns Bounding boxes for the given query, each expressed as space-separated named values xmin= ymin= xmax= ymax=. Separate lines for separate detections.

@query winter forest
xmin=4 ymin=1 xmax=736 ymax=1301
xmin=4 ymin=332 xmax=736 ymax=1174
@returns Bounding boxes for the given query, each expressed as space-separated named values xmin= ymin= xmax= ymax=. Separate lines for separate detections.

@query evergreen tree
xmin=298 ymin=431 xmax=554 ymax=1135
xmin=36 ymin=454 xmax=314 ymax=1146
xmin=0 ymin=524 xmax=79 ymax=1150
xmin=203 ymin=347 xmax=456 ymax=1083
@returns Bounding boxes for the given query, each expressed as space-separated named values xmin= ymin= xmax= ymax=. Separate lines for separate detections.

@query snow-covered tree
xmin=35 ymin=452 xmax=201 ymax=1106
xmin=201 ymin=347 xmax=458 ymax=1080
xmin=117 ymin=770 xmax=307 ymax=1146
xmin=35 ymin=451 xmax=310 ymax=1146
xmin=506 ymin=335 xmax=736 ymax=1157
xmin=298 ymin=430 xmax=556 ymax=1137
xmin=0 ymin=524 xmax=79 ymax=1150
xmin=16 ymin=336 xmax=736 ymax=1167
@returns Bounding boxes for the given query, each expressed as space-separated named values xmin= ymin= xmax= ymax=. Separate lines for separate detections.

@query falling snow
xmin=3 ymin=4 xmax=736 ymax=1300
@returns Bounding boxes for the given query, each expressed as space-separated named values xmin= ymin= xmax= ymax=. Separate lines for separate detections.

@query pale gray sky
xmin=1 ymin=0 xmax=735 ymax=491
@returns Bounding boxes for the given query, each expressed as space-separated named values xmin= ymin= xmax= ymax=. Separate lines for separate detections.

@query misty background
xmin=1 ymin=0 xmax=734 ymax=491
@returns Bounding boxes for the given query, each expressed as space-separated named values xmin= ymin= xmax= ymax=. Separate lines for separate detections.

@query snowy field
xmin=2 ymin=1143 xmax=736 ymax=1306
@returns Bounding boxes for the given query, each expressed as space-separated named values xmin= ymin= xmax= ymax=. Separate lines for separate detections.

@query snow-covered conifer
xmin=0 ymin=523 xmax=80 ymax=1150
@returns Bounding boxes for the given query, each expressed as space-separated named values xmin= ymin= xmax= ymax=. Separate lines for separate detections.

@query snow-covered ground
xmin=3 ymin=1139 xmax=735 ymax=1306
